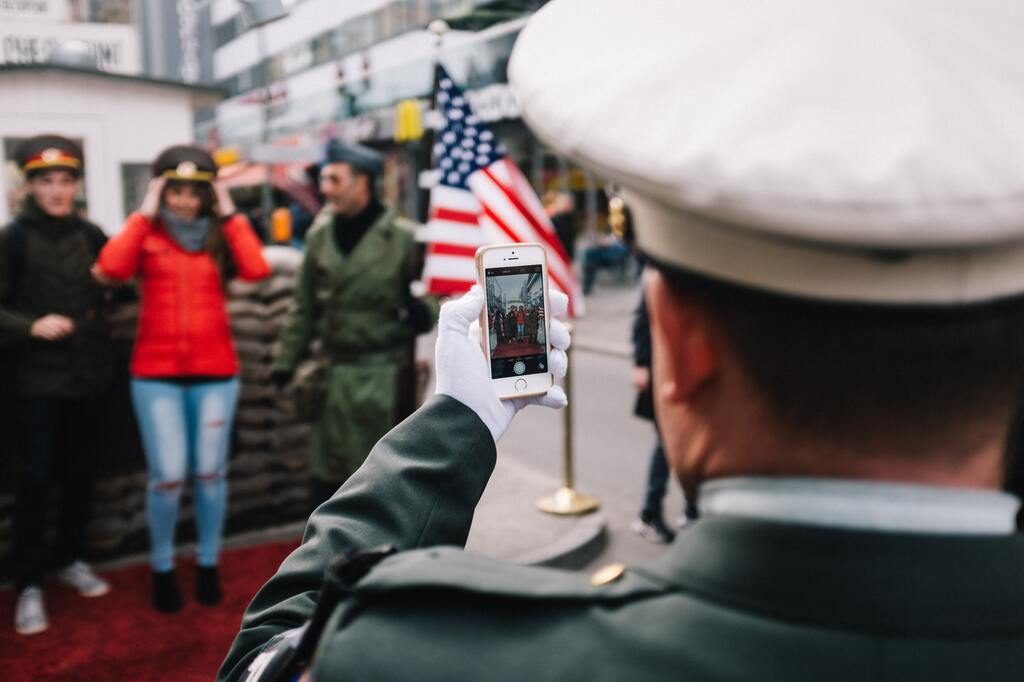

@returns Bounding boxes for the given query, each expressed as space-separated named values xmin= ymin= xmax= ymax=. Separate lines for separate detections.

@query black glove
xmin=270 ymin=369 xmax=292 ymax=390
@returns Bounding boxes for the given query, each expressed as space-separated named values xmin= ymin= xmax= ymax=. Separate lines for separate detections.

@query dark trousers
xmin=11 ymin=397 xmax=99 ymax=590
xmin=640 ymin=431 xmax=698 ymax=522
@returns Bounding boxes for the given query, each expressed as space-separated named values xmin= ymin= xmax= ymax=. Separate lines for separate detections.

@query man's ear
xmin=646 ymin=270 xmax=718 ymax=403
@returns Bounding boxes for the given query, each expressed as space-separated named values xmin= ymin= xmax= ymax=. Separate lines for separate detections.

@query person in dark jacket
xmin=0 ymin=135 xmax=113 ymax=636
xmin=219 ymin=3 xmax=1024 ymax=679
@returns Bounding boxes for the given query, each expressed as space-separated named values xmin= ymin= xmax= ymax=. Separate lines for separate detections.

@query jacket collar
xmin=636 ymin=514 xmax=1024 ymax=635
xmin=698 ymin=476 xmax=1019 ymax=535
xmin=319 ymin=204 xmax=398 ymax=273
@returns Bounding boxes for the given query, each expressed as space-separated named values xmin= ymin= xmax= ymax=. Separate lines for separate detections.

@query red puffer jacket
xmin=97 ymin=212 xmax=270 ymax=378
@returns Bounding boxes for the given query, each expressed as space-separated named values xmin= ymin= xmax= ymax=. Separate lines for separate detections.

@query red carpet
xmin=0 ymin=539 xmax=299 ymax=681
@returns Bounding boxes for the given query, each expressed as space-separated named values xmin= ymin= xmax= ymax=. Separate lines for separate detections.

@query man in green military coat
xmin=271 ymin=139 xmax=437 ymax=509
xmin=223 ymin=2 xmax=1024 ymax=680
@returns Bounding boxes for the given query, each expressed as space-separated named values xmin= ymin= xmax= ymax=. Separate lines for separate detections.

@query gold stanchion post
xmin=537 ymin=322 xmax=600 ymax=515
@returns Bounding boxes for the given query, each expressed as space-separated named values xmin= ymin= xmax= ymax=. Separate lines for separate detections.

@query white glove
xmin=435 ymin=284 xmax=571 ymax=442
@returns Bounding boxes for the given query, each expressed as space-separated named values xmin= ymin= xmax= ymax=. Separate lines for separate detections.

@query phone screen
xmin=484 ymin=264 xmax=548 ymax=379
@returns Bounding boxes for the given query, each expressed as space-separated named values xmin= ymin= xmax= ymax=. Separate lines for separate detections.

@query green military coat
xmin=272 ymin=205 xmax=437 ymax=482
xmin=220 ymin=396 xmax=1024 ymax=681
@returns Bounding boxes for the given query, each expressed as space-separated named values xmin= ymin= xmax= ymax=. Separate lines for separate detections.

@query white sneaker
xmin=15 ymin=586 xmax=48 ymax=635
xmin=56 ymin=560 xmax=110 ymax=597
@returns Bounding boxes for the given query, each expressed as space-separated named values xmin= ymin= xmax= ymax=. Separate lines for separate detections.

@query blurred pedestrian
xmin=630 ymin=287 xmax=695 ymax=544
xmin=270 ymin=139 xmax=438 ymax=512
xmin=2 ymin=135 xmax=113 ymax=636
xmin=93 ymin=145 xmax=269 ymax=613
xmin=543 ymin=190 xmax=576 ymax=262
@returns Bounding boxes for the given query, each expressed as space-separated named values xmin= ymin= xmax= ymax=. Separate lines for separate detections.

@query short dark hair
xmin=657 ymin=260 xmax=1024 ymax=455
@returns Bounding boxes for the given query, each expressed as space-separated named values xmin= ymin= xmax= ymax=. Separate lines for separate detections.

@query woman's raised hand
xmin=139 ymin=177 xmax=166 ymax=218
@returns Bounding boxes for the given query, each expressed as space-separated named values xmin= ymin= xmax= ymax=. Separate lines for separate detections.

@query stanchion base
xmin=536 ymin=487 xmax=600 ymax=516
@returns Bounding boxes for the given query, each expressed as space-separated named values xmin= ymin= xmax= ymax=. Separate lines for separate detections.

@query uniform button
xmin=590 ymin=562 xmax=626 ymax=586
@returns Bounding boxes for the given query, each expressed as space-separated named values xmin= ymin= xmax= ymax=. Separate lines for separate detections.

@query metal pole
xmin=537 ymin=322 xmax=599 ymax=515
xmin=256 ymin=23 xmax=274 ymax=235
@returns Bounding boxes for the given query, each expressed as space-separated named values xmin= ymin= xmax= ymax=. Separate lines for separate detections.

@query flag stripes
xmin=422 ymin=65 xmax=584 ymax=316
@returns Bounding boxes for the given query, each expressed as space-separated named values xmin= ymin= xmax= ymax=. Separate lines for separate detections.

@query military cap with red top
xmin=151 ymin=145 xmax=218 ymax=183
xmin=15 ymin=134 xmax=84 ymax=178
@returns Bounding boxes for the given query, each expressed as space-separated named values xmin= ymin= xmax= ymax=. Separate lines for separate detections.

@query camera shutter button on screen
xmin=513 ymin=361 xmax=526 ymax=375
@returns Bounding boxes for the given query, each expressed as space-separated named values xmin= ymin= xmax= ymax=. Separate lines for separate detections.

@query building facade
xmin=0 ymin=0 xmax=141 ymax=74
xmin=206 ymin=0 xmax=604 ymax=232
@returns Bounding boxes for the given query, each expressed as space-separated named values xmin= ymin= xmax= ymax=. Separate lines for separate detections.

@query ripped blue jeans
xmin=131 ymin=378 xmax=239 ymax=572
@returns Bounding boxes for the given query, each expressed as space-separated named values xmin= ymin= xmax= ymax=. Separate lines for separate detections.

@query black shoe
xmin=631 ymin=514 xmax=676 ymax=544
xmin=152 ymin=569 xmax=183 ymax=613
xmin=196 ymin=565 xmax=222 ymax=606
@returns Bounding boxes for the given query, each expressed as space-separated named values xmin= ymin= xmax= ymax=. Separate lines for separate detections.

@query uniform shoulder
xmin=390 ymin=214 xmax=420 ymax=235
xmin=354 ymin=546 xmax=663 ymax=603
xmin=310 ymin=548 xmax=673 ymax=680
xmin=304 ymin=210 xmax=333 ymax=243
xmin=80 ymin=219 xmax=109 ymax=242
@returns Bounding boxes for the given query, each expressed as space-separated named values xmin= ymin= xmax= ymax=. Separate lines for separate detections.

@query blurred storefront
xmin=205 ymin=0 xmax=606 ymax=236
xmin=0 ymin=63 xmax=223 ymax=230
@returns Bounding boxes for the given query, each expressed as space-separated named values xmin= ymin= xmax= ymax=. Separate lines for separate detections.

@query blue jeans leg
xmin=131 ymin=380 xmax=188 ymax=572
xmin=186 ymin=379 xmax=239 ymax=568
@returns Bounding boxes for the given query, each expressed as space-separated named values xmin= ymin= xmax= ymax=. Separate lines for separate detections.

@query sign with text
xmin=0 ymin=0 xmax=66 ymax=22
xmin=0 ymin=22 xmax=140 ymax=74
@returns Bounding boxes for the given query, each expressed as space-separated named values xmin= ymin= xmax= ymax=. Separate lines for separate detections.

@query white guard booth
xmin=0 ymin=63 xmax=223 ymax=234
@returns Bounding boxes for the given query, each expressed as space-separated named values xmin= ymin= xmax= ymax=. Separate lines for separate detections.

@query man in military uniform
xmin=271 ymin=139 xmax=438 ymax=510
xmin=1 ymin=135 xmax=112 ymax=636
xmin=222 ymin=2 xmax=1024 ymax=680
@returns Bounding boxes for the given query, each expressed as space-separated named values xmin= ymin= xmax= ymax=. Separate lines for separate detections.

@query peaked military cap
xmin=509 ymin=0 xmax=1024 ymax=305
xmin=15 ymin=134 xmax=83 ymax=178
xmin=324 ymin=138 xmax=383 ymax=175
xmin=152 ymin=145 xmax=218 ymax=183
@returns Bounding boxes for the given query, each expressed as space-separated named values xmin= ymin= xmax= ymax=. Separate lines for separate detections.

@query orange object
xmin=271 ymin=207 xmax=292 ymax=243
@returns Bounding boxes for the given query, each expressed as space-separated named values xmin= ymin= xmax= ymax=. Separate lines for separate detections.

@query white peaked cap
xmin=509 ymin=0 xmax=1024 ymax=304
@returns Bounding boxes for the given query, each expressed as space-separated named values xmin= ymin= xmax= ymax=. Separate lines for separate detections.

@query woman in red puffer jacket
xmin=93 ymin=145 xmax=269 ymax=614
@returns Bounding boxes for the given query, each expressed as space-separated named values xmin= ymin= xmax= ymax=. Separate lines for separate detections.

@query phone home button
xmin=514 ymin=378 xmax=528 ymax=392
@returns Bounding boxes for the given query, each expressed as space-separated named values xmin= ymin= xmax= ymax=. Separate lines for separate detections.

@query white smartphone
xmin=476 ymin=243 xmax=553 ymax=399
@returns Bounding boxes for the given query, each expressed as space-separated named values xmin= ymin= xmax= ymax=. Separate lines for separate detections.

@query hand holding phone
xmin=476 ymin=243 xmax=554 ymax=399
xmin=434 ymin=283 xmax=570 ymax=443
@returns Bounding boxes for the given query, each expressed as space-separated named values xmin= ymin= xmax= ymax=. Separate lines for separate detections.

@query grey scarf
xmin=160 ymin=208 xmax=211 ymax=253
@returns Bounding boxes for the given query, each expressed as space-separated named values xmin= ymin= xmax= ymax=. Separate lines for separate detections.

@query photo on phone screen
xmin=484 ymin=264 xmax=548 ymax=379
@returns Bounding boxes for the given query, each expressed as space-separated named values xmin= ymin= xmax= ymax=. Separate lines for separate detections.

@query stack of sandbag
xmin=227 ymin=245 xmax=311 ymax=526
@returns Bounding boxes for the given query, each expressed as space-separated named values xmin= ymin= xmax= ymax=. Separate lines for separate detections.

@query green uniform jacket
xmin=272 ymin=205 xmax=438 ymax=481
xmin=220 ymin=397 xmax=1024 ymax=681
xmin=0 ymin=207 xmax=111 ymax=398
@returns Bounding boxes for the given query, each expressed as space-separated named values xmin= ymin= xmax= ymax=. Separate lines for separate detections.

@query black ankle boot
xmin=152 ymin=569 xmax=182 ymax=613
xmin=196 ymin=565 xmax=222 ymax=605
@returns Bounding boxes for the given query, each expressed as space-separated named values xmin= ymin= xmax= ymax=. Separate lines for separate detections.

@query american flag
xmin=421 ymin=66 xmax=584 ymax=316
